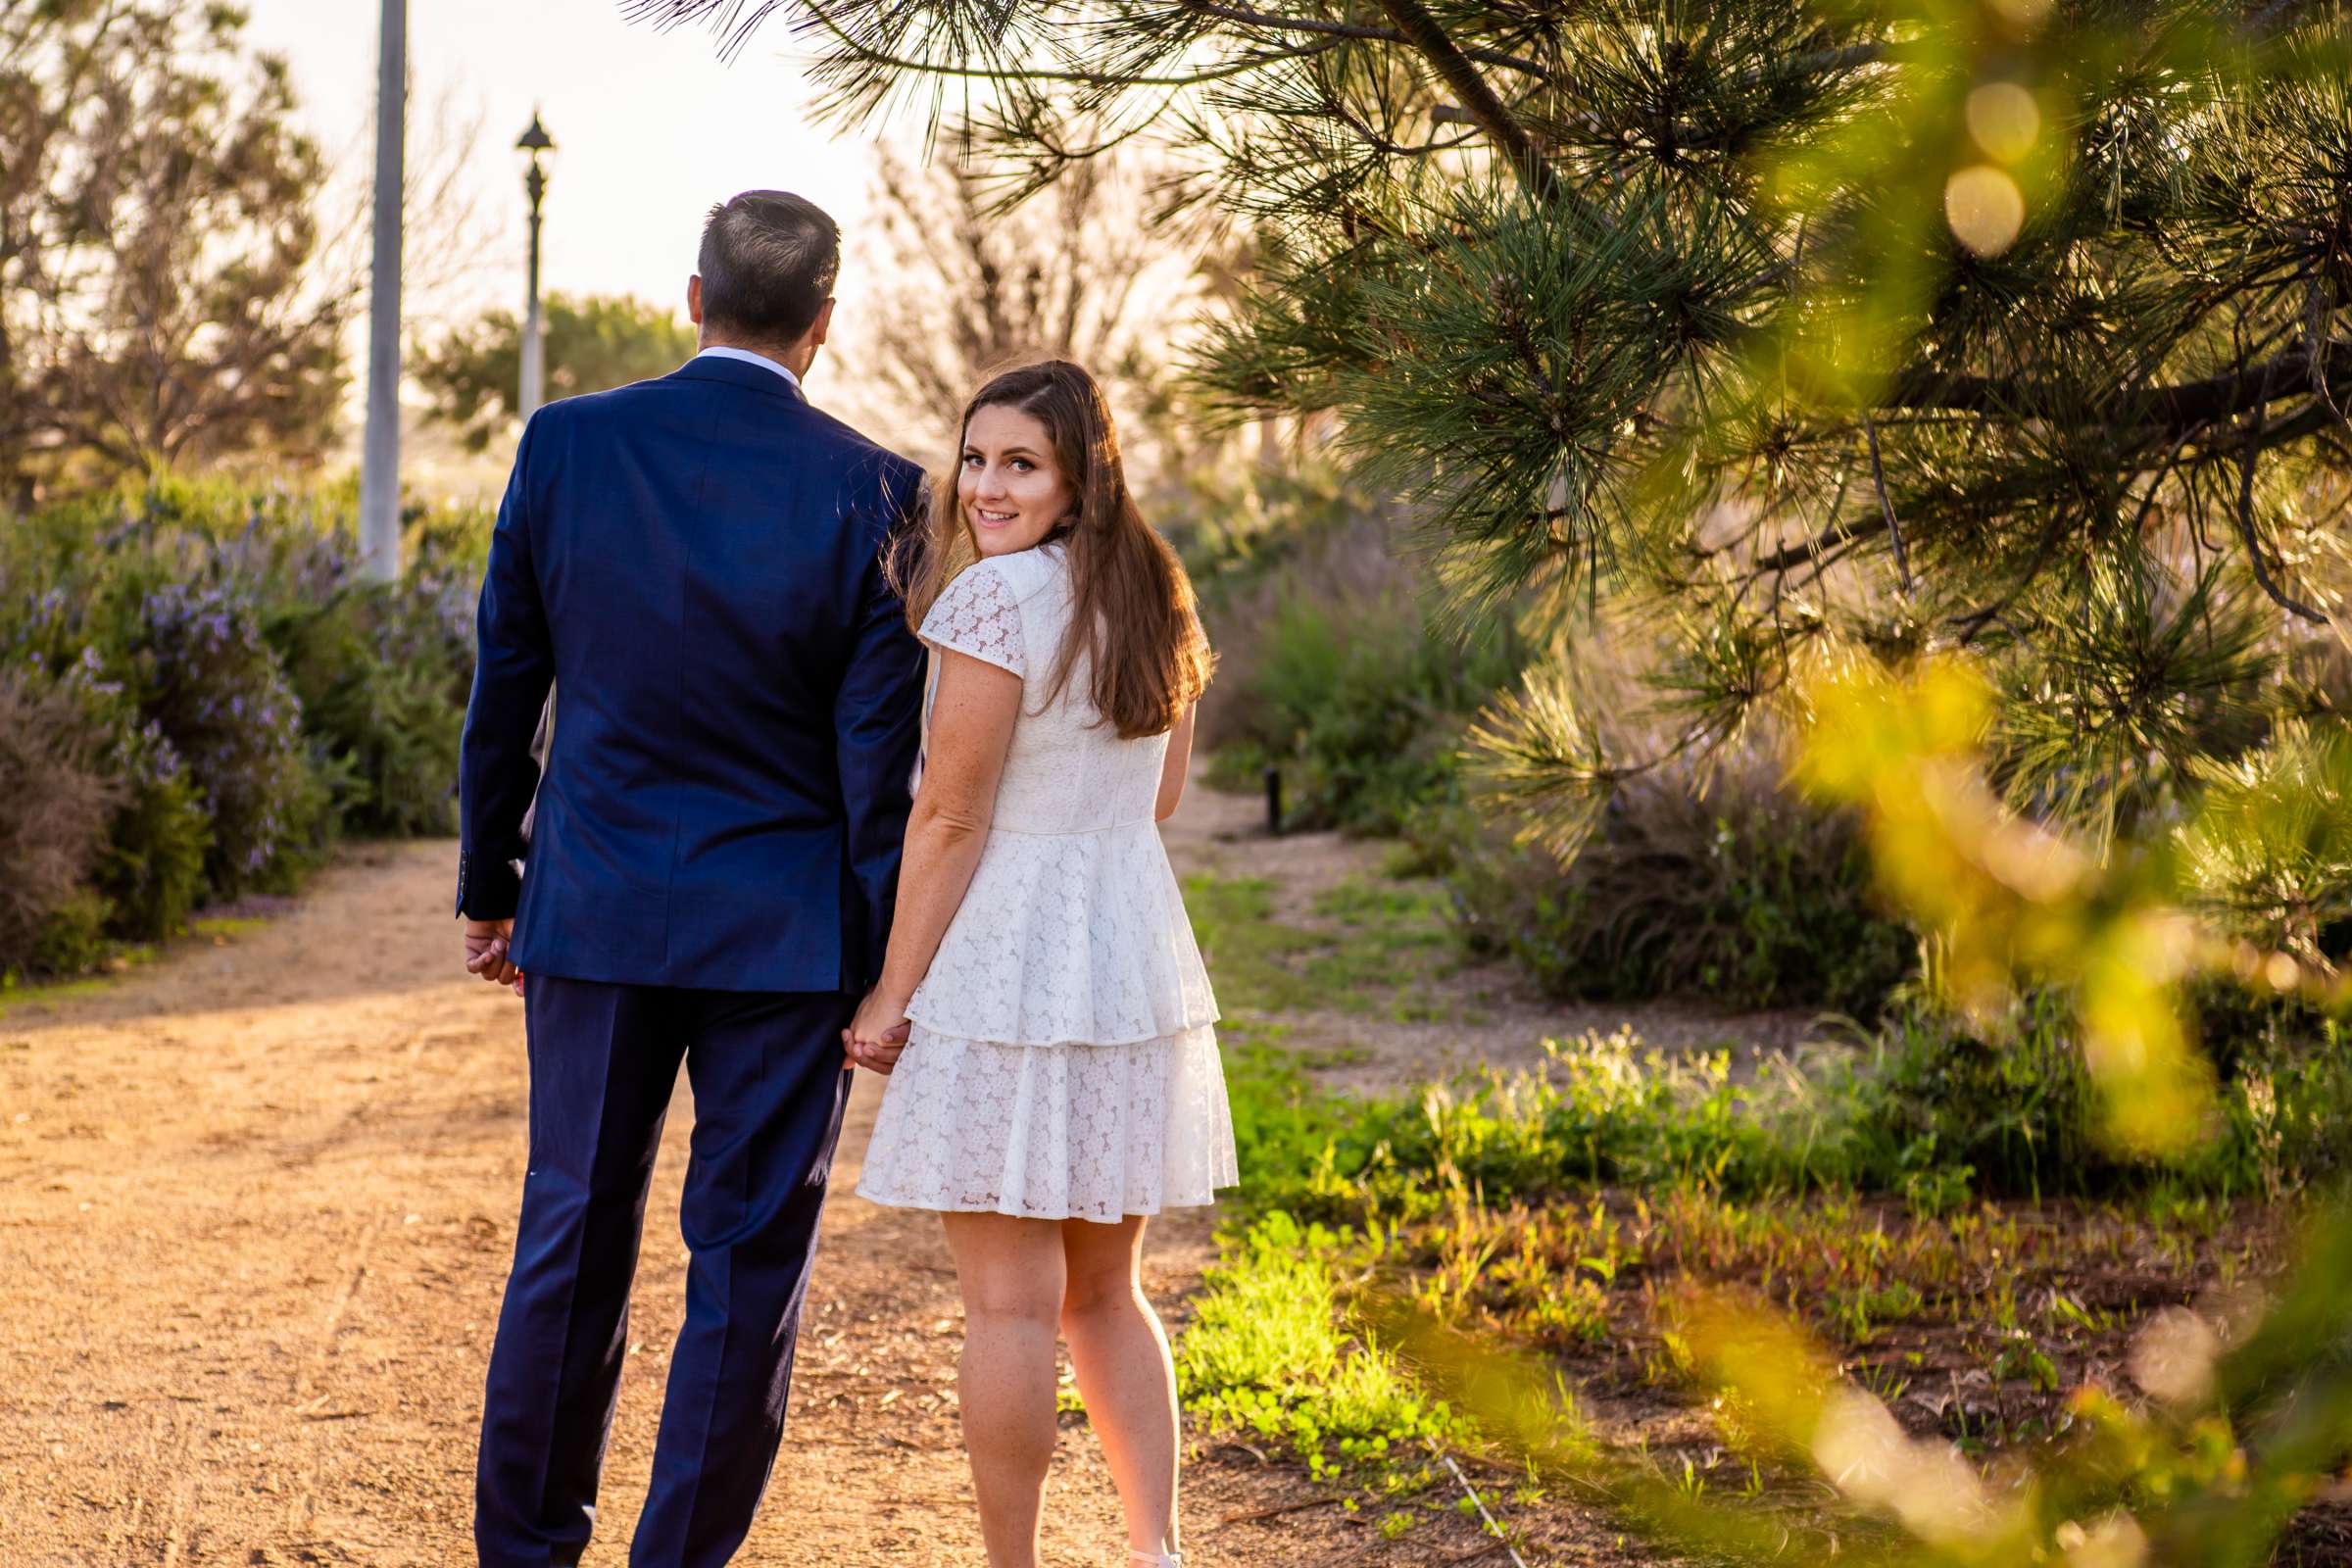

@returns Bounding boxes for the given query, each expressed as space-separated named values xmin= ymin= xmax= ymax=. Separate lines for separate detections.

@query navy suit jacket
xmin=456 ymin=355 xmax=928 ymax=994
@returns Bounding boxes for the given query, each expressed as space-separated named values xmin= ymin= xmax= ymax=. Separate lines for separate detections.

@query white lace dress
xmin=855 ymin=543 xmax=1239 ymax=1223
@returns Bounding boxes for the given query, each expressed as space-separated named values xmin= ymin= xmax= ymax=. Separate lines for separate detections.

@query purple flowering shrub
xmin=95 ymin=730 xmax=213 ymax=940
xmin=130 ymin=579 xmax=326 ymax=895
xmin=3 ymin=588 xmax=212 ymax=947
xmin=237 ymin=522 xmax=475 ymax=838
xmin=0 ymin=478 xmax=488 ymax=972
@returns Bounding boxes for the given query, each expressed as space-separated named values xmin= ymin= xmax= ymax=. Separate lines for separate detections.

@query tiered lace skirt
xmin=855 ymin=821 xmax=1239 ymax=1223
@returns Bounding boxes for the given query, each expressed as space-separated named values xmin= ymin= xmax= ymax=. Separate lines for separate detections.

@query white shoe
xmin=1129 ymin=1548 xmax=1182 ymax=1568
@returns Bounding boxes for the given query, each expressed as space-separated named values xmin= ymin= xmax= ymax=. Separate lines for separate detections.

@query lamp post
xmin=516 ymin=112 xmax=555 ymax=422
xmin=358 ymin=0 xmax=406 ymax=583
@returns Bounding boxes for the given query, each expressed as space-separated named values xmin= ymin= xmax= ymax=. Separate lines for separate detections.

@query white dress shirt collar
xmin=693 ymin=345 xmax=803 ymax=394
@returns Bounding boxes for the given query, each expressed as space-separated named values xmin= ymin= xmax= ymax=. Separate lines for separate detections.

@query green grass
xmin=1303 ymin=878 xmax=1460 ymax=1021
xmin=0 ymin=912 xmax=271 ymax=1014
xmin=0 ymin=943 xmax=159 ymax=1012
xmin=1182 ymin=875 xmax=1327 ymax=1013
xmin=191 ymin=916 xmax=270 ymax=943
xmin=1184 ymin=872 xmax=1463 ymax=1023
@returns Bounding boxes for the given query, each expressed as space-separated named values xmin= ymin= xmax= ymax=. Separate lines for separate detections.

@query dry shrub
xmin=1452 ymin=725 xmax=1916 ymax=1018
xmin=1196 ymin=507 xmax=1417 ymax=753
xmin=0 ymin=672 xmax=122 ymax=976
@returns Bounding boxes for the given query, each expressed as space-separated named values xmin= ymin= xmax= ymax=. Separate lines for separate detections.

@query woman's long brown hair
xmin=893 ymin=360 xmax=1212 ymax=740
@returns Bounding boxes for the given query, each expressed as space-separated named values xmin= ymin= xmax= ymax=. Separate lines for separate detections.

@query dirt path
xmin=2 ymin=790 xmax=1594 ymax=1568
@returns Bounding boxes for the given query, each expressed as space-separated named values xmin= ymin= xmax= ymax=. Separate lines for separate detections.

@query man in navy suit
xmin=457 ymin=190 xmax=927 ymax=1568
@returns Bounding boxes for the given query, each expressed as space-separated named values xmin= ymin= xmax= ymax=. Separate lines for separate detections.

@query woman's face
xmin=958 ymin=403 xmax=1073 ymax=558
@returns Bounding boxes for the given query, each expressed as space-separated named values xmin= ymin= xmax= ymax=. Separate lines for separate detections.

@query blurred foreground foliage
xmin=0 ymin=476 xmax=486 ymax=983
xmin=1185 ymin=655 xmax=2352 ymax=1563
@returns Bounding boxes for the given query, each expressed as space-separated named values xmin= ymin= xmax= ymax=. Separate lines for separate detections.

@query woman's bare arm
xmin=848 ymin=651 xmax=1023 ymax=1054
xmin=1155 ymin=704 xmax=1197 ymax=822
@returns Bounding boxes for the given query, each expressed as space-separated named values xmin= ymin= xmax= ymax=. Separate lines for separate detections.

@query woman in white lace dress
xmin=844 ymin=360 xmax=1236 ymax=1568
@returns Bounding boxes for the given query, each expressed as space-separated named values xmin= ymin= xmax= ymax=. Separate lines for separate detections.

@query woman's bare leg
xmin=942 ymin=1212 xmax=1067 ymax=1568
xmin=1059 ymin=1215 xmax=1180 ymax=1558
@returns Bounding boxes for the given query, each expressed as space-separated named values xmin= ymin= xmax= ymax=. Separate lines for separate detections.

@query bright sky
xmin=238 ymin=0 xmax=900 ymax=332
xmin=236 ymin=1 xmax=955 ymax=488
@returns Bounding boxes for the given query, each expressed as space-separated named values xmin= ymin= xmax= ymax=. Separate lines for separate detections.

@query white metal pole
xmin=519 ymin=175 xmax=546 ymax=420
xmin=358 ymin=0 xmax=407 ymax=583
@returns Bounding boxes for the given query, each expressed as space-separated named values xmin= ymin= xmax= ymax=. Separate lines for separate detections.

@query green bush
xmin=131 ymin=578 xmax=326 ymax=893
xmin=1851 ymin=995 xmax=2115 ymax=1200
xmin=29 ymin=888 xmax=113 ymax=978
xmin=0 ymin=476 xmax=484 ymax=973
xmin=1215 ymin=1025 xmax=1882 ymax=1223
xmin=1206 ymin=589 xmax=1527 ymax=836
xmin=1220 ymin=1024 xmax=1417 ymax=1219
xmin=1446 ymin=739 xmax=1916 ymax=1017
xmin=1855 ymin=992 xmax=2352 ymax=1203
xmin=240 ymin=523 xmax=474 ymax=838
xmin=96 ymin=758 xmax=212 ymax=942
xmin=1181 ymin=466 xmax=1530 ymax=837
xmin=1215 ymin=1007 xmax=2352 ymax=1224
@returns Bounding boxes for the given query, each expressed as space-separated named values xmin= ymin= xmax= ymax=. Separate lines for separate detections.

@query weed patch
xmin=1177 ymin=1212 xmax=1467 ymax=1482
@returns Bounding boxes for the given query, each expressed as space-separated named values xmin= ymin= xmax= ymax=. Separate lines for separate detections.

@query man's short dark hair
xmin=698 ymin=191 xmax=841 ymax=345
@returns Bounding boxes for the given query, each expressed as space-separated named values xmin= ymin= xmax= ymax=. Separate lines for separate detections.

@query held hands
xmin=842 ymin=988 xmax=912 ymax=1074
xmin=464 ymin=918 xmax=525 ymax=997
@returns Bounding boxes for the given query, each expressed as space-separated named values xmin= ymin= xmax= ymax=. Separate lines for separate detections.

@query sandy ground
xmin=0 ymin=788 xmax=1635 ymax=1568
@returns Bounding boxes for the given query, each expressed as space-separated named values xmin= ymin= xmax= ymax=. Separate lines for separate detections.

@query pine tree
xmin=630 ymin=0 xmax=2352 ymax=827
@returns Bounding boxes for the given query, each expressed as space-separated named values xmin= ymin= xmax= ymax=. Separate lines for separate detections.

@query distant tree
xmin=848 ymin=143 xmax=1189 ymax=464
xmin=0 ymin=2 xmax=351 ymax=500
xmin=414 ymin=293 xmax=700 ymax=453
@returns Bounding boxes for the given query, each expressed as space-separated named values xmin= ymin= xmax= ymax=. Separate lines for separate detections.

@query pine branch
xmin=1368 ymin=0 xmax=1560 ymax=206
xmin=2233 ymin=360 xmax=2328 ymax=623
xmin=1950 ymin=508 xmax=2072 ymax=645
xmin=1889 ymin=340 xmax=2352 ymax=432
xmin=794 ymin=2 xmax=1342 ymax=91
xmin=1177 ymin=2 xmax=1551 ymax=79
xmin=1732 ymin=37 xmax=1950 ymax=87
xmin=1863 ymin=416 xmax=1912 ymax=598
xmin=1749 ymin=514 xmax=1886 ymax=576
xmin=1739 ymin=42 xmax=1883 ymax=85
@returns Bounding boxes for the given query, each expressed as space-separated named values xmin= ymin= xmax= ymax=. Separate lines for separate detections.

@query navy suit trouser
xmin=474 ymin=977 xmax=857 ymax=1568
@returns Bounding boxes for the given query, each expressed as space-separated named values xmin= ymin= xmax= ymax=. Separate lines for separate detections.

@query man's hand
xmin=464 ymin=918 xmax=523 ymax=995
xmin=842 ymin=987 xmax=912 ymax=1074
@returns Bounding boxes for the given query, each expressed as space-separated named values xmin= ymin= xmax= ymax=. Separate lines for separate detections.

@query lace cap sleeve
xmin=918 ymin=563 xmax=1026 ymax=678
